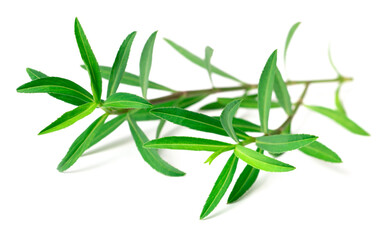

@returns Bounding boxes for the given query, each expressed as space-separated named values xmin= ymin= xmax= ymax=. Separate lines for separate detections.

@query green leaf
xmin=74 ymin=18 xmax=102 ymax=103
xmin=200 ymin=153 xmax=238 ymax=220
xmin=204 ymin=147 xmax=229 ymax=165
xmin=299 ymin=141 xmax=342 ymax=163
xmin=328 ymin=44 xmax=342 ymax=77
xmin=305 ymin=105 xmax=369 ymax=136
xmin=234 ymin=145 xmax=295 ymax=172
xmin=228 ymin=148 xmax=263 ymax=203
xmin=57 ymin=114 xmax=108 ymax=172
xmin=144 ymin=136 xmax=233 ymax=151
xmin=107 ymin=31 xmax=137 ymax=97
xmin=284 ymin=22 xmax=301 ymax=63
xmin=255 ymin=134 xmax=317 ymax=153
xmin=150 ymin=107 xmax=249 ymax=140
xmin=88 ymin=114 xmax=127 ymax=149
xmin=274 ymin=68 xmax=292 ymax=115
xmin=218 ymin=97 xmax=281 ymax=109
xmin=220 ymin=99 xmax=242 ymax=142
xmin=140 ymin=31 xmax=158 ymax=99
xmin=94 ymin=65 xmax=175 ymax=92
xmin=164 ymin=38 xmax=244 ymax=84
xmin=17 ymin=77 xmax=93 ymax=104
xmin=155 ymin=120 xmax=166 ymax=138
xmin=26 ymin=68 xmax=88 ymax=106
xmin=204 ymin=46 xmax=214 ymax=87
xmin=213 ymin=117 xmax=262 ymax=133
xmin=335 ymin=84 xmax=346 ymax=115
xmin=258 ymin=50 xmax=278 ymax=134
xmin=200 ymin=101 xmax=225 ymax=110
xmin=127 ymin=115 xmax=185 ymax=177
xmin=39 ymin=102 xmax=97 ymax=135
xmin=103 ymin=92 xmax=152 ymax=109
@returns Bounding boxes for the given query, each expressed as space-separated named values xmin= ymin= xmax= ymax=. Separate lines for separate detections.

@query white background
xmin=1 ymin=0 xmax=386 ymax=239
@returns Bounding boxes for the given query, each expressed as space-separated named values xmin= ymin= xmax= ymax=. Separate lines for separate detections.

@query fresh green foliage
xmin=200 ymin=154 xmax=238 ymax=219
xmin=74 ymin=18 xmax=102 ymax=104
xmin=305 ymin=105 xmax=369 ymax=136
xmin=107 ymin=31 xmax=137 ymax=98
xmin=299 ymin=141 xmax=342 ymax=163
xmin=234 ymin=145 xmax=296 ymax=172
xmin=103 ymin=92 xmax=152 ymax=109
xmin=17 ymin=77 xmax=93 ymax=104
xmin=228 ymin=148 xmax=263 ymax=203
xmin=164 ymin=38 xmax=244 ymax=84
xmin=274 ymin=69 xmax=292 ymax=115
xmin=140 ymin=31 xmax=158 ymax=99
xmin=127 ymin=115 xmax=185 ymax=177
xmin=57 ymin=114 xmax=108 ymax=172
xmin=220 ymin=99 xmax=242 ymax=142
xmin=39 ymin=102 xmax=97 ymax=135
xmin=328 ymin=44 xmax=342 ymax=77
xmin=204 ymin=46 xmax=214 ymax=87
xmin=284 ymin=22 xmax=301 ymax=62
xmin=258 ymin=50 xmax=278 ymax=133
xmin=255 ymin=134 xmax=317 ymax=153
xmin=144 ymin=136 xmax=233 ymax=151
xmin=17 ymin=19 xmax=369 ymax=220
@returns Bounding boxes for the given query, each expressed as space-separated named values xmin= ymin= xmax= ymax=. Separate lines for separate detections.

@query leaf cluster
xmin=17 ymin=20 xmax=369 ymax=219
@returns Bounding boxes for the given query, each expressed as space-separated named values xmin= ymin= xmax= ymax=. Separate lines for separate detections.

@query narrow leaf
xmin=200 ymin=101 xmax=225 ymax=110
xmin=218 ymin=97 xmax=281 ymax=109
xmin=328 ymin=44 xmax=342 ymax=76
xmin=220 ymin=99 xmax=242 ymax=142
xmin=39 ymin=102 xmax=97 ymax=135
xmin=26 ymin=68 xmax=87 ymax=106
xmin=234 ymin=145 xmax=295 ymax=172
xmin=127 ymin=115 xmax=185 ymax=177
xmin=140 ymin=31 xmax=158 ymax=99
xmin=155 ymin=120 xmax=166 ymax=138
xmin=299 ymin=141 xmax=342 ymax=163
xmin=335 ymin=84 xmax=346 ymax=115
xmin=204 ymin=46 xmax=214 ymax=87
xmin=228 ymin=148 xmax=263 ymax=203
xmin=74 ymin=18 xmax=102 ymax=103
xmin=107 ymin=31 xmax=137 ymax=97
xmin=204 ymin=148 xmax=228 ymax=165
xmin=255 ymin=134 xmax=317 ymax=153
xmin=274 ymin=68 xmax=292 ymax=115
xmin=284 ymin=22 xmax=301 ymax=63
xmin=57 ymin=114 xmax=108 ymax=172
xmin=305 ymin=105 xmax=369 ymax=136
xmin=213 ymin=116 xmax=262 ymax=133
xmin=88 ymin=114 xmax=127 ymax=149
xmin=164 ymin=38 xmax=244 ymax=84
xmin=144 ymin=136 xmax=233 ymax=151
xmin=92 ymin=65 xmax=175 ymax=92
xmin=103 ymin=92 xmax=152 ymax=109
xmin=200 ymin=154 xmax=238 ymax=219
xmin=150 ymin=107 xmax=249 ymax=140
xmin=17 ymin=77 xmax=93 ymax=103
xmin=258 ymin=50 xmax=278 ymax=133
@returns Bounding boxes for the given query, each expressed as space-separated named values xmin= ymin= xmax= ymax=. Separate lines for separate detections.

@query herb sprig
xmin=17 ymin=19 xmax=368 ymax=219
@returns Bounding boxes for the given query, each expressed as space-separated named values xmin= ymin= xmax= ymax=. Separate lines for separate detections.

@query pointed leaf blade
xmin=299 ymin=141 xmax=342 ymax=163
xmin=255 ymin=134 xmax=318 ymax=153
xmin=39 ymin=102 xmax=97 ymax=135
xmin=228 ymin=148 xmax=263 ymax=203
xmin=335 ymin=84 xmax=346 ymax=115
xmin=305 ymin=105 xmax=369 ymax=136
xmin=74 ymin=18 xmax=102 ymax=103
xmin=144 ymin=136 xmax=233 ymax=151
xmin=150 ymin=107 xmax=249 ymax=140
xmin=140 ymin=31 xmax=158 ymax=99
xmin=204 ymin=46 xmax=214 ymax=87
xmin=220 ymin=99 xmax=242 ymax=142
xmin=274 ymin=68 xmax=292 ymax=115
xmin=284 ymin=22 xmax=301 ymax=62
xmin=164 ymin=38 xmax=244 ymax=84
xmin=88 ymin=114 xmax=127 ymax=149
xmin=127 ymin=115 xmax=185 ymax=177
xmin=234 ymin=145 xmax=295 ymax=172
xmin=200 ymin=154 xmax=238 ymax=219
xmin=258 ymin=50 xmax=278 ymax=133
xmin=17 ymin=77 xmax=93 ymax=103
xmin=57 ymin=114 xmax=108 ymax=172
xmin=107 ymin=31 xmax=137 ymax=97
xmin=103 ymin=92 xmax=152 ymax=109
